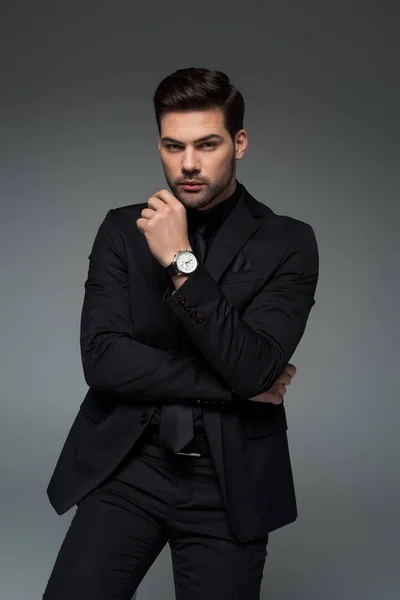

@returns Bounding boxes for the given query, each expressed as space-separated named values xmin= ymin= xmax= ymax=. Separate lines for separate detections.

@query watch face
xmin=176 ymin=251 xmax=198 ymax=274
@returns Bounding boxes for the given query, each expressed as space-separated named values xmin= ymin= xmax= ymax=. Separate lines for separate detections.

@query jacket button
xmin=178 ymin=296 xmax=186 ymax=304
xmin=139 ymin=414 xmax=149 ymax=425
xmin=190 ymin=309 xmax=197 ymax=317
xmin=195 ymin=313 xmax=204 ymax=323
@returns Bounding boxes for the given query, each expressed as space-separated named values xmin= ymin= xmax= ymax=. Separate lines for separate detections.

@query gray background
xmin=1 ymin=1 xmax=399 ymax=598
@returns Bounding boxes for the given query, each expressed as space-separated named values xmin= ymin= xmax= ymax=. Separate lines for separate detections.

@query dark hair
xmin=153 ymin=67 xmax=245 ymax=141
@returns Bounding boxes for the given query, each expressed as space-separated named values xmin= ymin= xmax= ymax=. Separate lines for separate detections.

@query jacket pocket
xmin=221 ymin=270 xmax=263 ymax=285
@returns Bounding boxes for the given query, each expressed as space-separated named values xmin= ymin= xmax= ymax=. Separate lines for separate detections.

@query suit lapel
xmin=201 ymin=187 xmax=265 ymax=510
xmin=204 ymin=185 xmax=264 ymax=283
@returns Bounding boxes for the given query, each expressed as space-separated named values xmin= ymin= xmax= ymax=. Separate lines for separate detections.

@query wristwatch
xmin=165 ymin=250 xmax=198 ymax=277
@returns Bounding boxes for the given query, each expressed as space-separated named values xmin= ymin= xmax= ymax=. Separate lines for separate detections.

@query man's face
xmin=158 ymin=107 xmax=247 ymax=211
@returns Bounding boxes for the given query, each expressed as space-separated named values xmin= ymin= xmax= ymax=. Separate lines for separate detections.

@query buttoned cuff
xmin=162 ymin=264 xmax=219 ymax=323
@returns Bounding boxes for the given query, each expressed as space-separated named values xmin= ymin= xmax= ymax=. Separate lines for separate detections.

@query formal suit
xmin=46 ymin=181 xmax=318 ymax=551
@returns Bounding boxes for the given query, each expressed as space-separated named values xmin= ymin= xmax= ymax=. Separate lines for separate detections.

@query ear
xmin=235 ymin=129 xmax=248 ymax=160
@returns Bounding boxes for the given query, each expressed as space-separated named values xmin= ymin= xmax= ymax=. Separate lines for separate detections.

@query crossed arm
xmin=80 ymin=210 xmax=318 ymax=405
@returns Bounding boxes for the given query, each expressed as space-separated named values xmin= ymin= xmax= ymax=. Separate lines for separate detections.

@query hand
xmin=248 ymin=363 xmax=297 ymax=404
xmin=136 ymin=189 xmax=192 ymax=267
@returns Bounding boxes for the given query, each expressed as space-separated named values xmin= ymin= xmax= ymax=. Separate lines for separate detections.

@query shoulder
xmin=95 ymin=202 xmax=146 ymax=234
xmin=243 ymin=186 xmax=318 ymax=247
xmin=110 ymin=202 xmax=146 ymax=224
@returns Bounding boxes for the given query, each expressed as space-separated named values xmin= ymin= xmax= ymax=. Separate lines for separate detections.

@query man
xmin=43 ymin=67 xmax=319 ymax=599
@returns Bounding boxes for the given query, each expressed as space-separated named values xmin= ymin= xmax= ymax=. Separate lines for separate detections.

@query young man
xmin=43 ymin=67 xmax=319 ymax=599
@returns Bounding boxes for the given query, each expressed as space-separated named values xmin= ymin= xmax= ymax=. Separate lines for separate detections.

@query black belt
xmin=144 ymin=426 xmax=211 ymax=457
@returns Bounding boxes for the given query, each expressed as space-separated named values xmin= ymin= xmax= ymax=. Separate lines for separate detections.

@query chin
xmin=175 ymin=190 xmax=209 ymax=208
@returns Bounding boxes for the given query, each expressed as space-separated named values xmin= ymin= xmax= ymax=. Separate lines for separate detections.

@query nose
xmin=181 ymin=148 xmax=200 ymax=173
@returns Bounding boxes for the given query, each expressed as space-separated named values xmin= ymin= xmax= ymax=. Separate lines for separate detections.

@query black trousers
xmin=43 ymin=434 xmax=269 ymax=599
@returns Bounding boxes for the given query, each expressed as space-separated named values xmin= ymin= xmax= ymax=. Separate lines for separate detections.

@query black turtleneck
xmin=186 ymin=179 xmax=243 ymax=260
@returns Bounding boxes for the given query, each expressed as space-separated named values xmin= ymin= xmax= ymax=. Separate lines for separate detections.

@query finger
xmin=286 ymin=363 xmax=297 ymax=378
xmin=249 ymin=394 xmax=275 ymax=404
xmin=277 ymin=373 xmax=291 ymax=386
xmin=136 ymin=218 xmax=146 ymax=233
xmin=147 ymin=196 xmax=166 ymax=211
xmin=250 ymin=389 xmax=284 ymax=404
xmin=262 ymin=393 xmax=283 ymax=405
xmin=141 ymin=208 xmax=156 ymax=220
xmin=271 ymin=382 xmax=287 ymax=395
xmin=276 ymin=383 xmax=286 ymax=396
xmin=153 ymin=189 xmax=180 ymax=206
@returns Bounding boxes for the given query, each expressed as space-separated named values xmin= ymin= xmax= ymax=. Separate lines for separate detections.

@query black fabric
xmin=46 ymin=179 xmax=317 ymax=542
xmin=185 ymin=179 xmax=243 ymax=261
xmin=43 ymin=437 xmax=269 ymax=599
xmin=153 ymin=181 xmax=243 ymax=443
xmin=158 ymin=216 xmax=208 ymax=452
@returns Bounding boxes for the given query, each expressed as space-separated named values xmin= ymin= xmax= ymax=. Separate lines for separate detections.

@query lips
xmin=180 ymin=182 xmax=205 ymax=190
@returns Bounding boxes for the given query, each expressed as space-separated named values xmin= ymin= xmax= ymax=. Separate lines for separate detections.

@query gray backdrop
xmin=1 ymin=1 xmax=398 ymax=599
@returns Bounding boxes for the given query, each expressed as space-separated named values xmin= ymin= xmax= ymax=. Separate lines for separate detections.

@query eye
xmin=199 ymin=142 xmax=217 ymax=149
xmin=166 ymin=144 xmax=183 ymax=151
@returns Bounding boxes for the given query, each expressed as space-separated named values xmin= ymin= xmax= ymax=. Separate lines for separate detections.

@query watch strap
xmin=166 ymin=262 xmax=179 ymax=277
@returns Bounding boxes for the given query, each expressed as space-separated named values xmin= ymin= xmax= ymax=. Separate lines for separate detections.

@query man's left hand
xmin=136 ymin=189 xmax=192 ymax=267
xmin=248 ymin=363 xmax=297 ymax=404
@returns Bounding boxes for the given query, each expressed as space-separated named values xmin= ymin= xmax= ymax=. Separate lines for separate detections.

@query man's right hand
xmin=247 ymin=363 xmax=297 ymax=405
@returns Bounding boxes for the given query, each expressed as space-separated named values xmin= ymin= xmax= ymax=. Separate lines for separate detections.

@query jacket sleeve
xmin=164 ymin=222 xmax=319 ymax=399
xmin=80 ymin=209 xmax=233 ymax=403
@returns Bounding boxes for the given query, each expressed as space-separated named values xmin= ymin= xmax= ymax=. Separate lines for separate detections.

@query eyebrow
xmin=161 ymin=134 xmax=224 ymax=144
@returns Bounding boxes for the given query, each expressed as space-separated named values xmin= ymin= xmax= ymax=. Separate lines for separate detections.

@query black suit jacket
xmin=46 ymin=183 xmax=319 ymax=543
